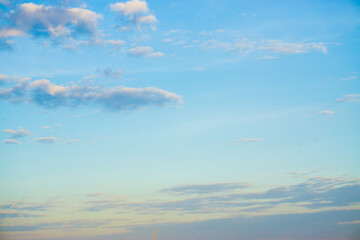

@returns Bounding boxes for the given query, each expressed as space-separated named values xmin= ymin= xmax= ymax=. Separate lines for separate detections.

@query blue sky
xmin=0 ymin=0 xmax=360 ymax=239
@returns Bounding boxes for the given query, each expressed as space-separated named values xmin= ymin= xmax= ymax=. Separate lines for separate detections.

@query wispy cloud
xmin=337 ymin=94 xmax=360 ymax=103
xmin=83 ymin=176 xmax=360 ymax=215
xmin=82 ymin=68 xmax=123 ymax=81
xmin=2 ymin=139 xmax=20 ymax=144
xmin=87 ymin=193 xmax=102 ymax=197
xmin=128 ymin=46 xmax=164 ymax=57
xmin=318 ymin=110 xmax=335 ymax=115
xmin=0 ymin=219 xmax=111 ymax=231
xmin=201 ymin=38 xmax=327 ymax=55
xmin=0 ymin=78 xmax=182 ymax=111
xmin=0 ymin=201 xmax=51 ymax=211
xmin=161 ymin=182 xmax=249 ymax=195
xmin=3 ymin=127 xmax=30 ymax=138
xmin=0 ymin=211 xmax=41 ymax=219
xmin=341 ymin=72 xmax=358 ymax=81
xmin=36 ymin=137 xmax=56 ymax=144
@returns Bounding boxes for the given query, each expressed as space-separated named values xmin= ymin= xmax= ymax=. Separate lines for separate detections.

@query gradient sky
xmin=0 ymin=0 xmax=360 ymax=239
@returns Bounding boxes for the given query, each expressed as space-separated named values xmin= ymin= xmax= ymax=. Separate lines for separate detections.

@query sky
xmin=0 ymin=0 xmax=360 ymax=239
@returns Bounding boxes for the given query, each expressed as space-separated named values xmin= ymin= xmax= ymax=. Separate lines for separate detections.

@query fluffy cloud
xmin=0 ymin=78 xmax=182 ymax=111
xmin=0 ymin=3 xmax=102 ymax=49
xmin=110 ymin=0 xmax=149 ymax=16
xmin=3 ymin=127 xmax=30 ymax=138
xmin=128 ymin=46 xmax=164 ymax=57
xmin=110 ymin=0 xmax=157 ymax=30
xmin=9 ymin=3 xmax=101 ymax=39
xmin=36 ymin=137 xmax=56 ymax=144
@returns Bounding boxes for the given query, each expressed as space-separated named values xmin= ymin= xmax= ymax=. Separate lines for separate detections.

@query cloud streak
xmin=0 ymin=78 xmax=182 ymax=111
xmin=161 ymin=182 xmax=249 ymax=195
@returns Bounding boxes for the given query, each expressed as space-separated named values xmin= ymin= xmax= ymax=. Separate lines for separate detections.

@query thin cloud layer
xmin=0 ymin=79 xmax=182 ymax=111
xmin=83 ymin=176 xmax=360 ymax=214
xmin=161 ymin=182 xmax=249 ymax=195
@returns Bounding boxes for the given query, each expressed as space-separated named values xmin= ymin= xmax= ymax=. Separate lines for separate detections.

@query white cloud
xmin=0 ymin=75 xmax=30 ymax=85
xmin=137 ymin=14 xmax=157 ymax=24
xmin=128 ymin=46 xmax=164 ymax=57
xmin=36 ymin=137 xmax=56 ymax=144
xmin=107 ymin=40 xmax=125 ymax=46
xmin=318 ymin=110 xmax=335 ymax=115
xmin=0 ymin=78 xmax=182 ymax=111
xmin=110 ymin=0 xmax=156 ymax=30
xmin=2 ymin=3 xmax=102 ymax=44
xmin=258 ymin=55 xmax=277 ymax=60
xmin=0 ymin=74 xmax=9 ymax=85
xmin=0 ymin=28 xmax=25 ymax=38
xmin=110 ymin=0 xmax=149 ymax=16
xmin=3 ymin=127 xmax=31 ymax=138
xmin=3 ymin=139 xmax=20 ymax=144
